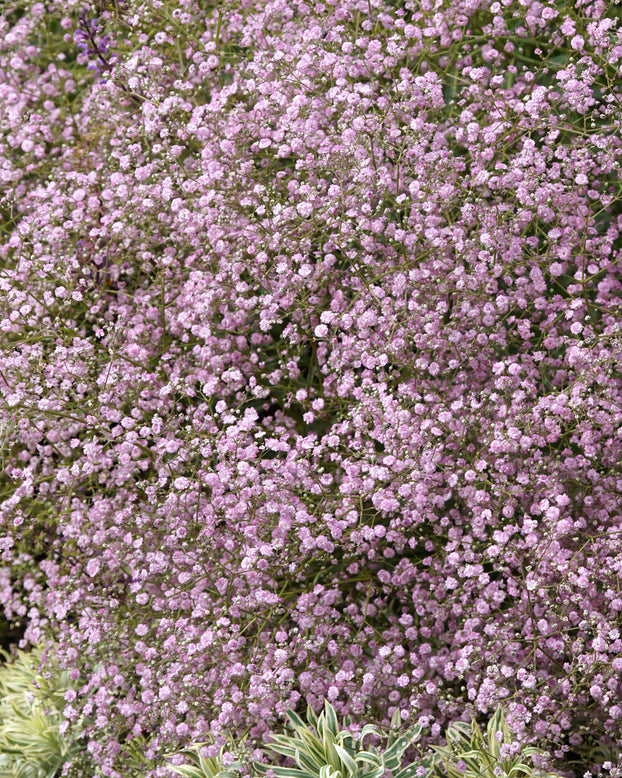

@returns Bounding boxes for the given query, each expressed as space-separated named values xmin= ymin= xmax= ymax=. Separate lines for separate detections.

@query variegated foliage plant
xmin=425 ymin=707 xmax=562 ymax=778
xmin=254 ymin=702 xmax=423 ymax=778
xmin=0 ymin=644 xmax=93 ymax=778
xmin=164 ymin=739 xmax=246 ymax=778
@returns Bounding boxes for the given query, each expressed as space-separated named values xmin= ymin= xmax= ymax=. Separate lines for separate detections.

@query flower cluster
xmin=73 ymin=10 xmax=117 ymax=78
xmin=0 ymin=0 xmax=621 ymax=777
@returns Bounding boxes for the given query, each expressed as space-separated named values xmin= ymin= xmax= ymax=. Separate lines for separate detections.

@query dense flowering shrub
xmin=427 ymin=706 xmax=562 ymax=778
xmin=1 ymin=0 xmax=622 ymax=776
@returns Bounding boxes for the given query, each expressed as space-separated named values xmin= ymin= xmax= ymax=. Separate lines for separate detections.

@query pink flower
xmin=296 ymin=201 xmax=313 ymax=217
xmin=570 ymin=35 xmax=585 ymax=50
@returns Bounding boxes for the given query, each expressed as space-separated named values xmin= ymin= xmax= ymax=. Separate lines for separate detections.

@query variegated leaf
xmin=324 ymin=704 xmax=340 ymax=740
xmin=384 ymin=724 xmax=423 ymax=770
xmin=334 ymin=743 xmax=357 ymax=776
xmin=271 ymin=766 xmax=320 ymax=778
xmin=287 ymin=710 xmax=310 ymax=733
xmin=362 ymin=763 xmax=386 ymax=778
xmin=393 ymin=761 xmax=425 ymax=778
xmin=295 ymin=746 xmax=323 ymax=774
xmin=353 ymin=751 xmax=383 ymax=768
xmin=307 ymin=707 xmax=319 ymax=732
xmin=320 ymin=726 xmax=341 ymax=771
xmin=319 ymin=764 xmax=340 ymax=778
xmin=167 ymin=765 xmax=212 ymax=778
xmin=265 ymin=740 xmax=302 ymax=760
xmin=359 ymin=725 xmax=381 ymax=742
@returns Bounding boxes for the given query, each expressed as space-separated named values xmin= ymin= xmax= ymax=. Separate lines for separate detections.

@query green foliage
xmin=424 ymin=708 xmax=561 ymax=778
xmin=563 ymin=731 xmax=620 ymax=777
xmin=0 ymin=645 xmax=94 ymax=778
xmin=164 ymin=740 xmax=245 ymax=778
xmin=254 ymin=702 xmax=422 ymax=778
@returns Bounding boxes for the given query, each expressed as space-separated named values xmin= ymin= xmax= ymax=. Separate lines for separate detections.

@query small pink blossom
xmin=570 ymin=35 xmax=585 ymax=50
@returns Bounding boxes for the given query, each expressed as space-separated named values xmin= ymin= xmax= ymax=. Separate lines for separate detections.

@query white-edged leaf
xmin=361 ymin=764 xmax=385 ymax=778
xmin=307 ymin=706 xmax=319 ymax=732
xmin=295 ymin=746 xmax=323 ymax=774
xmin=336 ymin=732 xmax=355 ymax=757
xmin=299 ymin=731 xmax=328 ymax=767
xmin=266 ymin=741 xmax=302 ymax=759
xmin=444 ymin=723 xmax=472 ymax=750
xmin=323 ymin=704 xmax=339 ymax=740
xmin=288 ymin=710 xmax=309 ymax=733
xmin=271 ymin=767 xmax=320 ymax=778
xmin=353 ymin=751 xmax=383 ymax=768
xmin=319 ymin=765 xmax=340 ymax=778
xmin=393 ymin=762 xmax=425 ymax=778
xmin=168 ymin=766 xmax=211 ymax=778
xmin=508 ymin=763 xmax=538 ymax=777
xmin=486 ymin=708 xmax=506 ymax=759
xmin=359 ymin=725 xmax=381 ymax=746
xmin=323 ymin=732 xmax=341 ymax=771
xmin=334 ymin=743 xmax=356 ymax=777
xmin=383 ymin=726 xmax=422 ymax=772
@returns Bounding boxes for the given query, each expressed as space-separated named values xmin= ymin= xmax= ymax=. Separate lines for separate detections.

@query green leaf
xmin=406 ymin=726 xmax=423 ymax=745
xmin=508 ymin=763 xmax=536 ymax=778
xmin=521 ymin=746 xmax=547 ymax=759
xmin=326 ymin=738 xmax=343 ymax=770
xmin=486 ymin=708 xmax=506 ymax=759
xmin=271 ymin=766 xmax=320 ymax=778
xmin=42 ymin=755 xmax=64 ymax=778
xmin=288 ymin=710 xmax=310 ymax=733
xmin=167 ymin=765 xmax=211 ymax=778
xmin=360 ymin=764 xmax=385 ymax=778
xmin=359 ymin=725 xmax=381 ymax=746
xmin=301 ymin=730 xmax=327 ymax=754
xmin=334 ymin=743 xmax=356 ymax=777
xmin=383 ymin=727 xmax=422 ymax=772
xmin=323 ymin=703 xmax=339 ymax=740
xmin=269 ymin=732 xmax=315 ymax=755
xmin=460 ymin=749 xmax=490 ymax=768
xmin=266 ymin=741 xmax=300 ymax=760
xmin=486 ymin=709 xmax=505 ymax=742
xmin=469 ymin=719 xmax=486 ymax=752
xmin=298 ymin=731 xmax=328 ymax=768
xmin=337 ymin=733 xmax=355 ymax=757
xmin=439 ymin=767 xmax=465 ymax=778
xmin=295 ymin=746 xmax=324 ymax=774
xmin=307 ymin=707 xmax=319 ymax=732
xmin=319 ymin=765 xmax=340 ymax=778
xmin=418 ymin=753 xmax=444 ymax=778
xmin=393 ymin=762 xmax=425 ymax=778
xmin=387 ymin=710 xmax=402 ymax=748
xmin=353 ymin=751 xmax=383 ymax=768
xmin=444 ymin=722 xmax=471 ymax=749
